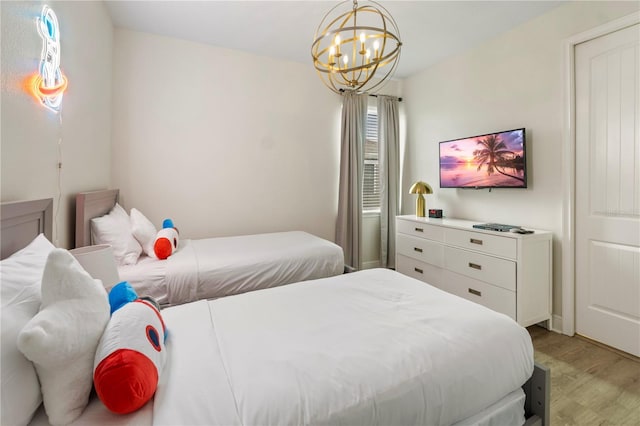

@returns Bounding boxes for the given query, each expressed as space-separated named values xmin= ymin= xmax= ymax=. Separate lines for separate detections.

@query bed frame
xmin=70 ymin=192 xmax=551 ymax=425
xmin=75 ymin=189 xmax=119 ymax=248
xmin=523 ymin=362 xmax=550 ymax=426
xmin=1 ymin=198 xmax=53 ymax=259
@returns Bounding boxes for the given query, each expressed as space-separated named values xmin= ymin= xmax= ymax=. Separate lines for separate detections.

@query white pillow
xmin=17 ymin=249 xmax=110 ymax=426
xmin=91 ymin=203 xmax=142 ymax=266
xmin=130 ymin=208 xmax=157 ymax=258
xmin=0 ymin=234 xmax=54 ymax=426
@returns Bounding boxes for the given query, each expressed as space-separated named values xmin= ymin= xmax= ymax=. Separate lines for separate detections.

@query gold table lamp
xmin=409 ymin=181 xmax=433 ymax=217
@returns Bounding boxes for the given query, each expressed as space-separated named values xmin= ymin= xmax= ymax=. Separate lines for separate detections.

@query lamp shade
xmin=70 ymin=245 xmax=120 ymax=290
xmin=409 ymin=181 xmax=433 ymax=195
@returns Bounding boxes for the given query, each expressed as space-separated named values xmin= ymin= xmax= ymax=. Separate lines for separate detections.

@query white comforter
xmin=118 ymin=231 xmax=344 ymax=305
xmin=154 ymin=268 xmax=534 ymax=426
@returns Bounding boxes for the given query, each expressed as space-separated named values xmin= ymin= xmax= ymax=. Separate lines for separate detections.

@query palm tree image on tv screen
xmin=439 ymin=128 xmax=527 ymax=188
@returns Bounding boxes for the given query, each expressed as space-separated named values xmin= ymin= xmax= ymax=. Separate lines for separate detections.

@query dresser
xmin=396 ymin=215 xmax=552 ymax=327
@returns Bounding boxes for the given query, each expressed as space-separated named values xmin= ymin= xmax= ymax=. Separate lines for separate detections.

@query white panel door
xmin=575 ymin=23 xmax=640 ymax=357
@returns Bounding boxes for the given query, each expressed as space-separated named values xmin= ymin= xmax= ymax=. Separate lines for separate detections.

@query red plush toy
xmin=93 ymin=282 xmax=166 ymax=414
xmin=154 ymin=219 xmax=179 ymax=260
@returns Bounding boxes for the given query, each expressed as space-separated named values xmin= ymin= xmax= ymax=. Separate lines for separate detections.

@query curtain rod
xmin=338 ymin=88 xmax=402 ymax=102
xmin=368 ymin=94 xmax=403 ymax=102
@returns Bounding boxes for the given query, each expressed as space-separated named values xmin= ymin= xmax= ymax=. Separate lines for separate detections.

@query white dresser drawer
xmin=397 ymin=219 xmax=444 ymax=242
xmin=441 ymin=270 xmax=516 ymax=321
xmin=444 ymin=228 xmax=517 ymax=259
xmin=444 ymin=246 xmax=516 ymax=291
xmin=396 ymin=255 xmax=443 ymax=287
xmin=396 ymin=234 xmax=444 ymax=267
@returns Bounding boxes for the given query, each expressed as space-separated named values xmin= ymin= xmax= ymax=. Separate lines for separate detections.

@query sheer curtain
xmin=335 ymin=92 xmax=367 ymax=270
xmin=378 ymin=95 xmax=400 ymax=269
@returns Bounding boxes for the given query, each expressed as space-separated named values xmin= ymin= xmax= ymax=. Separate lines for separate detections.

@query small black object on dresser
xmin=428 ymin=209 xmax=443 ymax=218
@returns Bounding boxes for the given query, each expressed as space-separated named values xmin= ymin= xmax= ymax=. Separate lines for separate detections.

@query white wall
xmin=402 ymin=1 xmax=639 ymax=322
xmin=111 ymin=29 xmax=342 ymax=242
xmin=1 ymin=0 xmax=113 ymax=248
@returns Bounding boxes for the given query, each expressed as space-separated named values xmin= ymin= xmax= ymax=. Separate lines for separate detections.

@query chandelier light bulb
xmin=329 ymin=45 xmax=336 ymax=66
xmin=359 ymin=32 xmax=366 ymax=54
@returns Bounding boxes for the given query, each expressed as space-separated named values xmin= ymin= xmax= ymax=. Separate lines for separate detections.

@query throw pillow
xmin=17 ymin=249 xmax=110 ymax=426
xmin=91 ymin=203 xmax=142 ymax=266
xmin=130 ymin=208 xmax=157 ymax=258
xmin=0 ymin=234 xmax=54 ymax=425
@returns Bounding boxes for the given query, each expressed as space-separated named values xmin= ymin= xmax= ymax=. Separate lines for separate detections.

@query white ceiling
xmin=104 ymin=1 xmax=565 ymax=79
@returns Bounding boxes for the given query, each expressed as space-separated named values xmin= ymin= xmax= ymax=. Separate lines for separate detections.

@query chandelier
xmin=311 ymin=0 xmax=402 ymax=94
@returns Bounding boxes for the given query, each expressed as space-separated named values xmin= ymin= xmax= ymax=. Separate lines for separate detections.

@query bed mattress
xmin=28 ymin=386 xmax=526 ymax=426
xmin=117 ymin=231 xmax=344 ymax=305
xmin=28 ymin=387 xmax=526 ymax=426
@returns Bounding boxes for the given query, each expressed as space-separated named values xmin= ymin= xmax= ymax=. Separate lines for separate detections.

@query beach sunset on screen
xmin=439 ymin=129 xmax=526 ymax=188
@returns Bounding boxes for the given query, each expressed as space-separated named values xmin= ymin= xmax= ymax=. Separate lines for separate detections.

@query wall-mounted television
xmin=439 ymin=128 xmax=527 ymax=189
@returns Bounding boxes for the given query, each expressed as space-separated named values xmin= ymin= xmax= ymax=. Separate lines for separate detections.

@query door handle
xmin=415 ymin=227 xmax=424 ymax=232
xmin=470 ymin=238 xmax=483 ymax=245
xmin=468 ymin=262 xmax=482 ymax=270
xmin=468 ymin=288 xmax=482 ymax=297
xmin=414 ymin=247 xmax=423 ymax=253
xmin=414 ymin=267 xmax=423 ymax=274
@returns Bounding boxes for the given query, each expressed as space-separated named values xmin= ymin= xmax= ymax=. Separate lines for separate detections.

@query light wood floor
xmin=528 ymin=326 xmax=640 ymax=426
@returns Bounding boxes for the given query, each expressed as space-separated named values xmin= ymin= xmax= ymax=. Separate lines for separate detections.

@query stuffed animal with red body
xmin=154 ymin=219 xmax=179 ymax=260
xmin=93 ymin=282 xmax=166 ymax=414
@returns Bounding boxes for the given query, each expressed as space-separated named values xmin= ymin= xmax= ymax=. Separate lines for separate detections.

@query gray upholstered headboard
xmin=75 ymin=189 xmax=119 ymax=248
xmin=1 ymin=198 xmax=53 ymax=259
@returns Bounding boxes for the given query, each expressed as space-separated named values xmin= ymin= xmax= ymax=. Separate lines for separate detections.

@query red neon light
xmin=35 ymin=74 xmax=67 ymax=97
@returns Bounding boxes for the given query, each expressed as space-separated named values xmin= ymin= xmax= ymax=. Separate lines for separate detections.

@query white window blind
xmin=363 ymin=110 xmax=380 ymax=212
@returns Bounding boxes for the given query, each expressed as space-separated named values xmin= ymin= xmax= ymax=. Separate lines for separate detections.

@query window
xmin=363 ymin=110 xmax=379 ymax=212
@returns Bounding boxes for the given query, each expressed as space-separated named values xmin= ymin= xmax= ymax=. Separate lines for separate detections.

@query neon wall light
xmin=32 ymin=5 xmax=67 ymax=112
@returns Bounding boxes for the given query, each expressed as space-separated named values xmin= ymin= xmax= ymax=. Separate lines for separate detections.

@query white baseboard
xmin=550 ymin=315 xmax=564 ymax=334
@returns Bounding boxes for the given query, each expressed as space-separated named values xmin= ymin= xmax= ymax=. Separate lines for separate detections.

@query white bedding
xmin=29 ymin=268 xmax=533 ymax=426
xmin=154 ymin=268 xmax=534 ymax=426
xmin=28 ymin=398 xmax=152 ymax=426
xmin=452 ymin=388 xmax=525 ymax=426
xmin=118 ymin=231 xmax=344 ymax=305
xmin=30 ymin=388 xmax=526 ymax=426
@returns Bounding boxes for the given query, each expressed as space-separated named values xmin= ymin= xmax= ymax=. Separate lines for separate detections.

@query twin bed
xmin=1 ymin=197 xmax=549 ymax=426
xmin=75 ymin=189 xmax=345 ymax=306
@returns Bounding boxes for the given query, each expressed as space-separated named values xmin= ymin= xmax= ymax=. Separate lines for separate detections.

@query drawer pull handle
xmin=414 ymin=247 xmax=423 ymax=253
xmin=415 ymin=227 xmax=424 ymax=233
xmin=470 ymin=238 xmax=483 ymax=245
xmin=414 ymin=267 xmax=423 ymax=274
xmin=468 ymin=288 xmax=482 ymax=297
xmin=469 ymin=262 xmax=482 ymax=270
